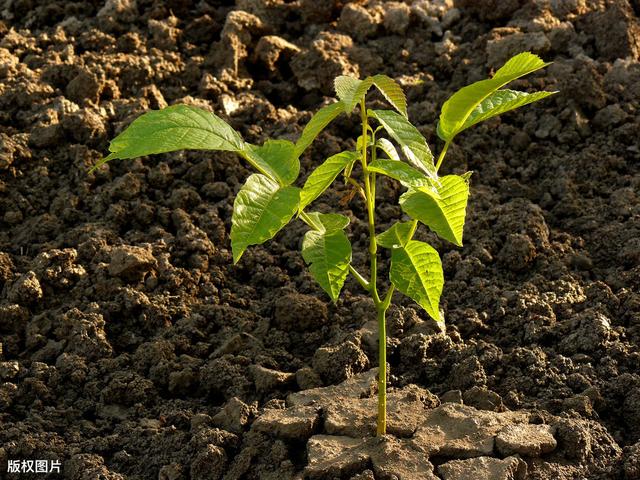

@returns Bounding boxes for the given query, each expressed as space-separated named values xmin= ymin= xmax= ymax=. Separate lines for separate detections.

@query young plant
xmin=94 ymin=52 xmax=556 ymax=436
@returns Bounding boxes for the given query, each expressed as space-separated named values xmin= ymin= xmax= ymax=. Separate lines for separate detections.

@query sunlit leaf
xmin=400 ymin=175 xmax=469 ymax=246
xmin=390 ymin=240 xmax=443 ymax=322
xmin=370 ymin=109 xmax=436 ymax=180
xmin=93 ymin=104 xmax=244 ymax=170
xmin=438 ymin=52 xmax=553 ymax=142
xmin=294 ymin=102 xmax=344 ymax=158
xmin=368 ymin=159 xmax=430 ymax=188
xmin=302 ymin=214 xmax=352 ymax=302
xmin=377 ymin=221 xmax=414 ymax=249
xmin=299 ymin=151 xmax=358 ymax=212
xmin=231 ymin=174 xmax=300 ymax=263
xmin=242 ymin=139 xmax=299 ymax=186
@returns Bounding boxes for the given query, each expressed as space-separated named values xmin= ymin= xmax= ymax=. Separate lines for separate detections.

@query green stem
xmin=376 ymin=304 xmax=387 ymax=436
xmin=360 ymin=99 xmax=387 ymax=436
xmin=435 ymin=140 xmax=451 ymax=172
xmin=349 ymin=265 xmax=370 ymax=291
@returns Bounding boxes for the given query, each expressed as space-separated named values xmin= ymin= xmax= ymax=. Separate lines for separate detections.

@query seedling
xmin=95 ymin=53 xmax=556 ymax=435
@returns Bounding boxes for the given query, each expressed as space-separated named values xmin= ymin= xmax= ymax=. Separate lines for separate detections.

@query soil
xmin=1 ymin=0 xmax=639 ymax=479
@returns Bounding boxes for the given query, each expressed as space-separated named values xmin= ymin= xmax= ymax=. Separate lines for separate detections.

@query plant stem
xmin=376 ymin=304 xmax=387 ymax=435
xmin=360 ymin=99 xmax=388 ymax=436
xmin=435 ymin=140 xmax=451 ymax=172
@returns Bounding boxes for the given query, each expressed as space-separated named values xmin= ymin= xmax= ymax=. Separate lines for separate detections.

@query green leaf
xmin=231 ymin=174 xmax=300 ymax=263
xmin=390 ymin=240 xmax=443 ymax=322
xmin=377 ymin=221 xmax=414 ymax=249
xmin=242 ymin=139 xmax=299 ymax=186
xmin=305 ymin=212 xmax=350 ymax=232
xmin=94 ymin=104 xmax=245 ymax=170
xmin=302 ymin=225 xmax=352 ymax=302
xmin=294 ymin=102 xmax=344 ymax=158
xmin=438 ymin=52 xmax=552 ymax=142
xmin=369 ymin=109 xmax=436 ymax=180
xmin=299 ymin=151 xmax=358 ymax=212
xmin=375 ymin=138 xmax=400 ymax=161
xmin=356 ymin=133 xmax=374 ymax=151
xmin=462 ymin=89 xmax=557 ymax=132
xmin=335 ymin=75 xmax=407 ymax=117
xmin=371 ymin=75 xmax=408 ymax=118
xmin=400 ymin=175 xmax=469 ymax=246
xmin=368 ymin=159 xmax=430 ymax=188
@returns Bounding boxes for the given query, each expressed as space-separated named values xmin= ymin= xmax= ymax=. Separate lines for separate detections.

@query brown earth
xmin=0 ymin=0 xmax=639 ymax=479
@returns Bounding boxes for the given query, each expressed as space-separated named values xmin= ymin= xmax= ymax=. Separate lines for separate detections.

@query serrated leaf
xmin=390 ymin=240 xmax=443 ymax=322
xmin=335 ymin=75 xmax=407 ymax=117
xmin=438 ymin=52 xmax=552 ymax=142
xmin=299 ymin=151 xmax=358 ymax=212
xmin=94 ymin=104 xmax=245 ymax=170
xmin=305 ymin=212 xmax=350 ymax=232
xmin=375 ymin=138 xmax=400 ymax=161
xmin=294 ymin=102 xmax=344 ymax=158
xmin=302 ymin=228 xmax=352 ymax=302
xmin=399 ymin=175 xmax=469 ymax=246
xmin=231 ymin=174 xmax=300 ymax=263
xmin=371 ymin=75 xmax=408 ymax=118
xmin=242 ymin=139 xmax=300 ymax=186
xmin=370 ymin=109 xmax=436 ymax=180
xmin=462 ymin=89 xmax=557 ymax=132
xmin=377 ymin=221 xmax=414 ymax=249
xmin=368 ymin=159 xmax=430 ymax=188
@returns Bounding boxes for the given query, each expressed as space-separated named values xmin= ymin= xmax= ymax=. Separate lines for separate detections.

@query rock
xmin=438 ymin=456 xmax=527 ymax=480
xmin=250 ymin=364 xmax=295 ymax=393
xmin=558 ymin=309 xmax=614 ymax=356
xmin=252 ymin=405 xmax=320 ymax=440
xmin=295 ymin=367 xmax=323 ymax=390
xmin=211 ymin=397 xmax=253 ymax=434
xmin=410 ymin=403 xmax=528 ymax=458
xmin=496 ymin=424 xmax=557 ymax=456
xmin=306 ymin=436 xmax=438 ymax=480
xmin=288 ymin=369 xmax=377 ymax=408
xmin=291 ymin=31 xmax=360 ymax=94
xmin=312 ymin=340 xmax=369 ymax=384
xmin=624 ymin=442 xmax=640 ymax=479
xmin=300 ymin=0 xmax=339 ymax=23
xmin=440 ymin=390 xmax=463 ymax=404
xmin=383 ymin=2 xmax=411 ymax=35
xmin=66 ymin=70 xmax=104 ymax=104
xmin=0 ymin=382 xmax=18 ymax=410
xmin=29 ymin=123 xmax=63 ymax=148
xmin=0 ymin=361 xmax=19 ymax=380
xmin=57 ymin=308 xmax=113 ymax=361
xmin=338 ymin=4 xmax=377 ymax=40
xmin=213 ymin=333 xmax=263 ymax=357
xmin=158 ymin=463 xmax=183 ymax=480
xmin=578 ymin=3 xmax=640 ymax=61
xmin=108 ymin=245 xmax=156 ymax=281
xmin=486 ymin=29 xmax=550 ymax=68
xmin=254 ymin=35 xmax=300 ymax=71
xmin=65 ymin=453 xmax=125 ymax=480
xmin=8 ymin=271 xmax=43 ymax=304
xmin=190 ymin=445 xmax=227 ymax=480
xmin=593 ymin=104 xmax=628 ymax=130
xmin=455 ymin=0 xmax=523 ymax=22
xmin=306 ymin=435 xmax=369 ymax=479
xmin=96 ymin=0 xmax=138 ymax=24
xmin=498 ymin=234 xmax=537 ymax=272
xmin=274 ymin=293 xmax=328 ymax=332
xmin=324 ymin=384 xmax=437 ymax=438
xmin=463 ymin=386 xmax=505 ymax=412
xmin=62 ymin=109 xmax=106 ymax=146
